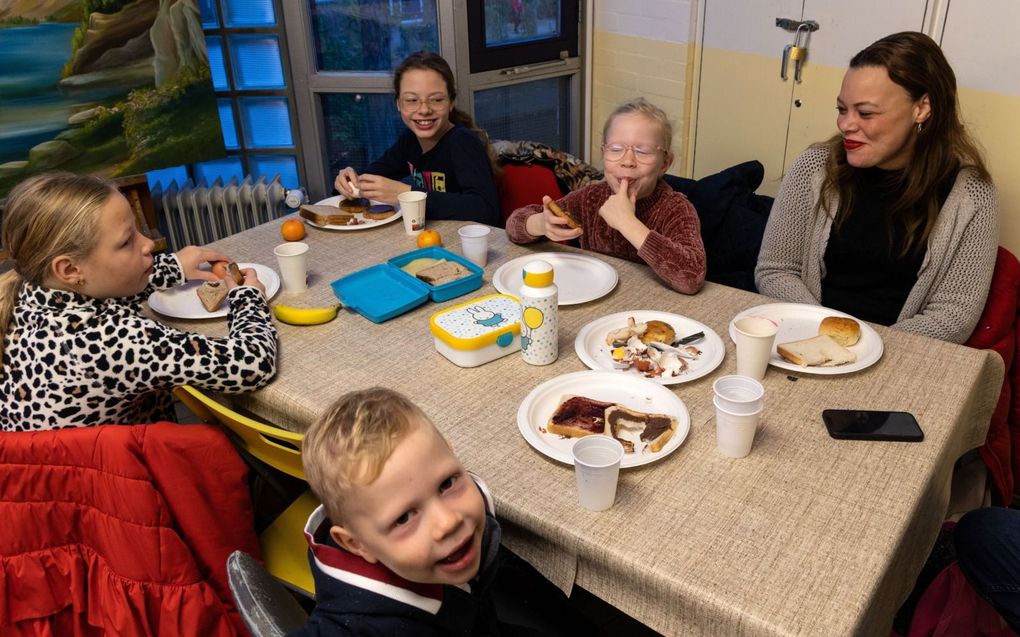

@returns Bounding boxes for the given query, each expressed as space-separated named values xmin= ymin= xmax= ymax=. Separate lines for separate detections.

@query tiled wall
xmin=592 ymin=1 xmax=696 ymax=174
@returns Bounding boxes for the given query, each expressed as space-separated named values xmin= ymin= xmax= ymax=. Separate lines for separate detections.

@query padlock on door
xmin=777 ymin=19 xmax=818 ymax=82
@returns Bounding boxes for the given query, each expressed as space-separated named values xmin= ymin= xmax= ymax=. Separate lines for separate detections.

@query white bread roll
xmin=777 ymin=335 xmax=856 ymax=367
xmin=819 ymin=316 xmax=861 ymax=347
xmin=639 ymin=320 xmax=676 ymax=345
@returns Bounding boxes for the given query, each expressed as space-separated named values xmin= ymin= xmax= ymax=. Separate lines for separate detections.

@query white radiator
xmin=151 ymin=175 xmax=289 ymax=251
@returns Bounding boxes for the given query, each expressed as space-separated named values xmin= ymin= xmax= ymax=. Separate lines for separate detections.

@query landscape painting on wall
xmin=0 ymin=0 xmax=225 ymax=197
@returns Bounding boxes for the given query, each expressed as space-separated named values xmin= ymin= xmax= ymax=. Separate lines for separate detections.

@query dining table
xmin=156 ymin=212 xmax=1004 ymax=636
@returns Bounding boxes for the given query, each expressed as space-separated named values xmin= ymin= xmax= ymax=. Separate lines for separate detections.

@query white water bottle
xmin=520 ymin=260 xmax=558 ymax=365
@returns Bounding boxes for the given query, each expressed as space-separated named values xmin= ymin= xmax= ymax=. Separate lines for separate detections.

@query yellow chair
xmin=173 ymin=385 xmax=318 ymax=597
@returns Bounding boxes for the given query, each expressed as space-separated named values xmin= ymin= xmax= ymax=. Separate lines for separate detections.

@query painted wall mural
xmin=0 ymin=0 xmax=225 ymax=196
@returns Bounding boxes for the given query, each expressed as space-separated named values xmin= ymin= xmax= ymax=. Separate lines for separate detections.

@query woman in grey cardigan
xmin=756 ymin=32 xmax=997 ymax=344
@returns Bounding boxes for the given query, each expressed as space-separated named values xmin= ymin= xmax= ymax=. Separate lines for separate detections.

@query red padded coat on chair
xmin=966 ymin=247 xmax=1020 ymax=503
xmin=0 ymin=423 xmax=261 ymax=636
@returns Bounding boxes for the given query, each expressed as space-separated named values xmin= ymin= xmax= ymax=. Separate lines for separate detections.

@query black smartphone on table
xmin=822 ymin=409 xmax=924 ymax=442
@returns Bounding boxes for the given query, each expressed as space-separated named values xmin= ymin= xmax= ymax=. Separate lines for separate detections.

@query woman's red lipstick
xmin=843 ymin=139 xmax=864 ymax=151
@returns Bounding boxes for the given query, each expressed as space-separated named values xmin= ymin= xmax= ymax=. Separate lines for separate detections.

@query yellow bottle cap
xmin=522 ymin=260 xmax=554 ymax=287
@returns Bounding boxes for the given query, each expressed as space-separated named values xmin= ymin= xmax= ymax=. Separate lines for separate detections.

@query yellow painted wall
xmin=958 ymin=88 xmax=1020 ymax=257
xmin=689 ymin=46 xmax=792 ymax=193
xmin=689 ymin=48 xmax=1020 ymax=256
xmin=591 ymin=30 xmax=693 ymax=175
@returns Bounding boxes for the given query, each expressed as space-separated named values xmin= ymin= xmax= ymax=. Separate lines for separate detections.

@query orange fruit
xmin=210 ymin=261 xmax=230 ymax=278
xmin=416 ymin=229 xmax=442 ymax=248
xmin=281 ymin=218 xmax=306 ymax=241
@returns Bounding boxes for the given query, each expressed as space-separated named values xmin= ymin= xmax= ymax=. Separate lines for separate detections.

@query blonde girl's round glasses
xmin=398 ymin=95 xmax=450 ymax=112
xmin=601 ymin=143 xmax=665 ymax=164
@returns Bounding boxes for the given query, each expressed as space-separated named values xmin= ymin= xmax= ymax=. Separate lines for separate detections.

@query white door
xmin=692 ymin=0 xmax=931 ymax=194
xmin=939 ymin=0 xmax=1020 ymax=255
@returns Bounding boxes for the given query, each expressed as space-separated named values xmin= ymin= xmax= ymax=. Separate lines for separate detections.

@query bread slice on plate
xmin=777 ymin=334 xmax=856 ymax=367
xmin=547 ymin=395 xmax=616 ymax=438
xmin=416 ymin=260 xmax=471 ymax=286
xmin=339 ymin=197 xmax=371 ymax=212
xmin=606 ymin=405 xmax=677 ymax=453
xmin=299 ymin=204 xmax=355 ymax=226
xmin=363 ymin=204 xmax=396 ymax=220
xmin=196 ymin=281 xmax=228 ymax=312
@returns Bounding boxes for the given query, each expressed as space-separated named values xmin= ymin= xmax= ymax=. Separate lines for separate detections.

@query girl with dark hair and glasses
xmin=505 ymin=97 xmax=706 ymax=294
xmin=334 ymin=51 xmax=501 ymax=227
xmin=756 ymin=32 xmax=997 ymax=343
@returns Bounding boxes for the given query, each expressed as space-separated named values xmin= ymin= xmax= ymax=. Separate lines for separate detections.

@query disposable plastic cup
xmin=733 ymin=316 xmax=779 ymax=380
xmin=458 ymin=224 xmax=491 ymax=267
xmin=398 ymin=191 xmax=427 ymax=236
xmin=714 ymin=395 xmax=763 ymax=458
xmin=712 ymin=375 xmax=765 ymax=415
xmin=273 ymin=242 xmax=309 ymax=293
xmin=572 ymin=436 xmax=624 ymax=511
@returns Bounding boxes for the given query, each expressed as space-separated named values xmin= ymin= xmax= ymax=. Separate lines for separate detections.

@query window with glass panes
xmin=308 ymin=0 xmax=441 ymax=185
xmin=147 ymin=0 xmax=302 ymax=193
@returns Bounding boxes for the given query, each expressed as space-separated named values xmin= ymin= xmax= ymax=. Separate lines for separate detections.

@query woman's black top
xmin=821 ymin=167 xmax=943 ymax=326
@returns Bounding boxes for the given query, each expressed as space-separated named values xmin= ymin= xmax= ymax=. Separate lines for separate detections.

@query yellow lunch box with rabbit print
xmin=429 ymin=294 xmax=521 ymax=367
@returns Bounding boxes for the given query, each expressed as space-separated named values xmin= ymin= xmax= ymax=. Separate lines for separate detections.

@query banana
xmin=273 ymin=303 xmax=340 ymax=325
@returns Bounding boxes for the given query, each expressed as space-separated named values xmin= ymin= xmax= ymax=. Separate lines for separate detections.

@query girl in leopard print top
xmin=0 ymin=172 xmax=278 ymax=431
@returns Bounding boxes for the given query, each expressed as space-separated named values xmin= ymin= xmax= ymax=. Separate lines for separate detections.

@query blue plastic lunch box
xmin=330 ymin=247 xmax=483 ymax=323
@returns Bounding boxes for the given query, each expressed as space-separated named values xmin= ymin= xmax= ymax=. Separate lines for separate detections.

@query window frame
xmin=199 ymin=0 xmax=305 ymax=186
xmin=282 ymin=0 xmax=586 ymax=202
xmin=282 ymin=0 xmax=457 ymax=203
xmin=464 ymin=0 xmax=580 ymax=73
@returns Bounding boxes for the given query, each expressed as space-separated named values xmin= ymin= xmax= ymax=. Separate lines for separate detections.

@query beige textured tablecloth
xmin=160 ymin=217 xmax=1003 ymax=636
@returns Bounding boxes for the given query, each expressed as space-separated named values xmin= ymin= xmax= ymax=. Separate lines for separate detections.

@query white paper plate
xmin=493 ymin=252 xmax=618 ymax=305
xmin=574 ymin=310 xmax=725 ymax=385
xmin=517 ymin=370 xmax=690 ymax=468
xmin=148 ymin=263 xmax=280 ymax=319
xmin=728 ymin=303 xmax=883 ymax=375
xmin=305 ymin=195 xmax=403 ymax=231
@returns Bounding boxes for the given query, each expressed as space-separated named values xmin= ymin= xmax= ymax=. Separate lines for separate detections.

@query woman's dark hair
xmin=393 ymin=51 xmax=501 ymax=177
xmin=818 ymin=31 xmax=990 ymax=256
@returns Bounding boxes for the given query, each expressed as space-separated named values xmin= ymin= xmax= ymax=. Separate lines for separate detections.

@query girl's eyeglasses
xmin=398 ymin=95 xmax=450 ymax=112
xmin=602 ymin=143 xmax=665 ymax=164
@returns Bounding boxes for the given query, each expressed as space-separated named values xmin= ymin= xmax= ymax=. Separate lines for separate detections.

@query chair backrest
xmin=173 ymin=386 xmax=306 ymax=480
xmin=497 ymin=162 xmax=565 ymax=223
xmin=227 ymin=550 xmax=309 ymax=637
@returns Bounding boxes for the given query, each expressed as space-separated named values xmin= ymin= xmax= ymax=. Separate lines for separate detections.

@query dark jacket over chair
xmin=664 ymin=161 xmax=774 ymax=292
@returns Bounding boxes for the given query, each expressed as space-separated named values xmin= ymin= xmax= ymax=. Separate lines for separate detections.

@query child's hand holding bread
xmin=213 ymin=261 xmax=266 ymax=296
xmin=526 ymin=195 xmax=583 ymax=242
xmin=175 ymin=246 xmax=231 ymax=283
xmin=197 ymin=262 xmax=266 ymax=311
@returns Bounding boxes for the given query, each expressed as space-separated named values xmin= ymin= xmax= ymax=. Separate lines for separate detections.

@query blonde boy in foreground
xmin=289 ymin=387 xmax=505 ymax=636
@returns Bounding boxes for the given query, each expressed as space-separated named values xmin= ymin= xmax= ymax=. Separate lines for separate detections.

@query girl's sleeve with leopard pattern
xmin=119 ymin=286 xmax=277 ymax=393
xmin=126 ymin=253 xmax=185 ymax=307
